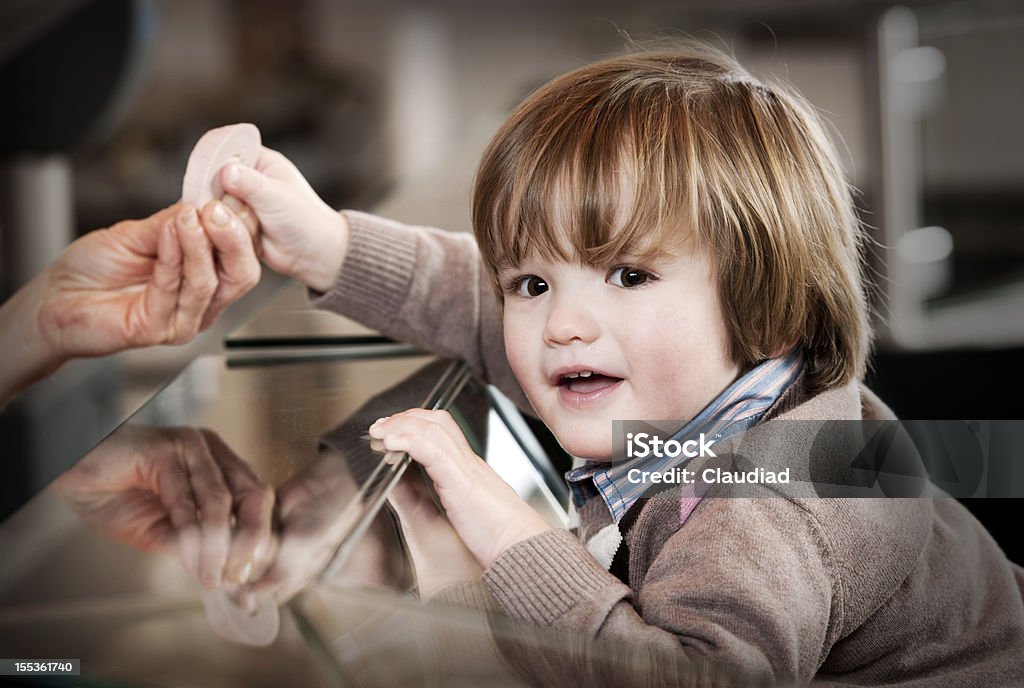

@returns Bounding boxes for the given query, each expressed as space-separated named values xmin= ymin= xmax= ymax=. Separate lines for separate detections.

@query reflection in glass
xmin=0 ymin=353 xmax=579 ymax=685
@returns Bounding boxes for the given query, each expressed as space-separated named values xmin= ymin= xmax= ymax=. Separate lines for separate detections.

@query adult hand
xmin=39 ymin=201 xmax=260 ymax=356
xmin=0 ymin=201 xmax=260 ymax=406
xmin=219 ymin=146 xmax=349 ymax=292
xmin=53 ymin=424 xmax=276 ymax=588
xmin=368 ymin=409 xmax=553 ymax=569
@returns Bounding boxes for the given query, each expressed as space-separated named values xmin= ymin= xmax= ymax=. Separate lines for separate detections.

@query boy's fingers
xmin=172 ymin=206 xmax=218 ymax=343
xmin=370 ymin=410 xmax=474 ymax=455
xmin=399 ymin=409 xmax=466 ymax=439
xmin=253 ymin=145 xmax=295 ymax=177
xmin=379 ymin=432 xmax=442 ymax=470
xmin=368 ymin=412 xmax=487 ymax=499
xmin=379 ymin=432 xmax=472 ymax=494
xmin=221 ymin=146 xmax=301 ymax=213
xmin=220 ymin=162 xmax=273 ymax=210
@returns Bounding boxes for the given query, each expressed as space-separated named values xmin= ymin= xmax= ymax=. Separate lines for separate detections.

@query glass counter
xmin=0 ymin=316 xmax=732 ymax=686
xmin=0 ymin=344 xmax=573 ymax=686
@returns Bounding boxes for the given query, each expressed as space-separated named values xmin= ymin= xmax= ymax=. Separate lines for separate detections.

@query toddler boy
xmin=216 ymin=44 xmax=1024 ymax=686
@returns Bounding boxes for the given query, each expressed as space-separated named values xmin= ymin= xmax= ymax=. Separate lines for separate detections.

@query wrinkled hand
xmin=37 ymin=201 xmax=260 ymax=360
xmin=368 ymin=409 xmax=552 ymax=569
xmin=53 ymin=425 xmax=275 ymax=588
xmin=219 ymin=146 xmax=348 ymax=292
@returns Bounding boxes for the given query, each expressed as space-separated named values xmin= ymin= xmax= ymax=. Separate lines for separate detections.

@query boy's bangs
xmin=479 ymin=95 xmax=696 ymax=272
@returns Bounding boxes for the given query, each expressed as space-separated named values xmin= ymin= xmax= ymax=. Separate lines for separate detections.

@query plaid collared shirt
xmin=565 ymin=349 xmax=805 ymax=522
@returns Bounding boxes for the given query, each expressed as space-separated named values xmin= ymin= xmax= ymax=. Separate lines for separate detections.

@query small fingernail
xmin=224 ymin=163 xmax=240 ymax=187
xmin=239 ymin=562 xmax=253 ymax=583
xmin=183 ymin=207 xmax=199 ymax=229
xmin=211 ymin=203 xmax=229 ymax=227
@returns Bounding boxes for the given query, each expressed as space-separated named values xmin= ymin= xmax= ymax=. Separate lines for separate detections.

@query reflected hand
xmin=242 ymin=452 xmax=394 ymax=603
xmin=53 ymin=425 xmax=275 ymax=588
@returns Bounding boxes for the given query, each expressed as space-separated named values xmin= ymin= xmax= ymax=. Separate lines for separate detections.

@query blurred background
xmin=1 ymin=0 xmax=1021 ymax=539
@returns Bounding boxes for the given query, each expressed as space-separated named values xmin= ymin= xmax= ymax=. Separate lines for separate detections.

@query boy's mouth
xmin=552 ymin=369 xmax=624 ymax=395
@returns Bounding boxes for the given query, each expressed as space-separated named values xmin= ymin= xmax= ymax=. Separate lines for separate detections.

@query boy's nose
xmin=543 ymin=297 xmax=601 ymax=346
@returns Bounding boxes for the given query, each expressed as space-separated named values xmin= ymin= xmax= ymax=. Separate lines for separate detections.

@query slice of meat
xmin=181 ymin=123 xmax=261 ymax=207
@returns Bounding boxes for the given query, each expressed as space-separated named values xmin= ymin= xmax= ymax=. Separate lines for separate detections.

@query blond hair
xmin=472 ymin=43 xmax=871 ymax=393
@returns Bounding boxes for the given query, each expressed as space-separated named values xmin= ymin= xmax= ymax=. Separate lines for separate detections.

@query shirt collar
xmin=566 ymin=349 xmax=805 ymax=522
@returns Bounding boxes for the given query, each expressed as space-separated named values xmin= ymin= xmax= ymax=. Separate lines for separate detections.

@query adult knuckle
xmin=196 ymin=277 xmax=218 ymax=299
xmin=216 ymin=281 xmax=243 ymax=303
xmin=165 ymin=326 xmax=188 ymax=345
xmin=240 ymin=266 xmax=261 ymax=291
xmin=176 ymin=321 xmax=201 ymax=343
xmin=245 ymin=259 xmax=262 ymax=282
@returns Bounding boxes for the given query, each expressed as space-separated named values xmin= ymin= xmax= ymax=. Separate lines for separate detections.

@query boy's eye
xmin=608 ymin=266 xmax=654 ymax=288
xmin=511 ymin=275 xmax=549 ymax=297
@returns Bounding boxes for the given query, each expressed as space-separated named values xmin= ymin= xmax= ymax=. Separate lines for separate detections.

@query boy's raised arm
xmin=313 ymin=210 xmax=525 ymax=406
xmin=220 ymin=149 xmax=528 ymax=409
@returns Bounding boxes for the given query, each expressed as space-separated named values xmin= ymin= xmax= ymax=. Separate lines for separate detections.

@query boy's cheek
xmin=503 ymin=329 xmax=534 ymax=385
xmin=506 ymin=348 xmax=540 ymax=406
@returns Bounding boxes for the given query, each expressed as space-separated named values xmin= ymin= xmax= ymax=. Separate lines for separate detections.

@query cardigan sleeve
xmin=308 ymin=210 xmax=530 ymax=410
xmin=481 ymin=497 xmax=841 ymax=686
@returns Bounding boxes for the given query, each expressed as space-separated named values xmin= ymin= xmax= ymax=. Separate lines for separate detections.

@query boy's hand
xmin=219 ymin=146 xmax=349 ymax=292
xmin=387 ymin=469 xmax=483 ymax=599
xmin=368 ymin=409 xmax=553 ymax=569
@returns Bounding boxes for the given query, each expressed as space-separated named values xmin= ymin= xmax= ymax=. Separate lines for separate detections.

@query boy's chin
xmin=557 ymin=435 xmax=614 ymax=463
